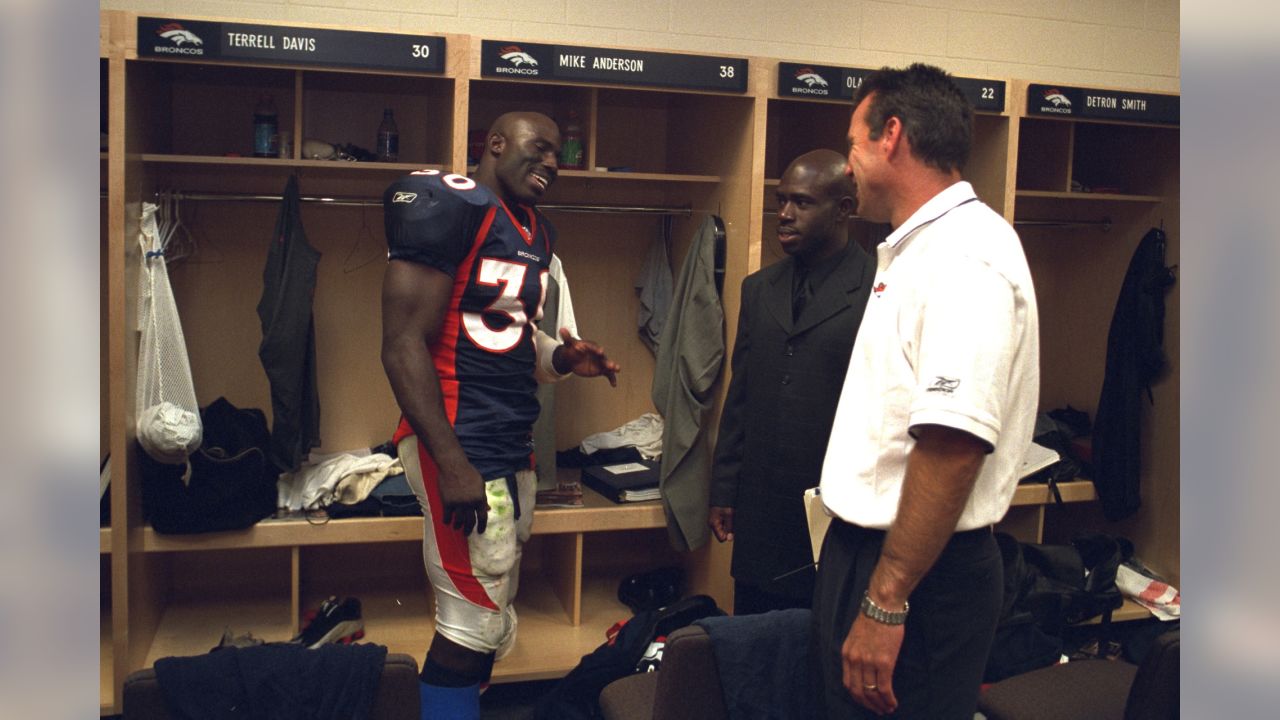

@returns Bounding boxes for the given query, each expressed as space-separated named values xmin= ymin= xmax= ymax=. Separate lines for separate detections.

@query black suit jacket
xmin=710 ymin=240 xmax=874 ymax=599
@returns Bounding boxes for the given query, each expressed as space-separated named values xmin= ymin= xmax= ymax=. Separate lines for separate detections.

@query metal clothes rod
xmin=762 ymin=210 xmax=874 ymax=222
xmin=763 ymin=208 xmax=1110 ymax=232
xmin=1014 ymin=218 xmax=1112 ymax=231
xmin=153 ymin=190 xmax=692 ymax=216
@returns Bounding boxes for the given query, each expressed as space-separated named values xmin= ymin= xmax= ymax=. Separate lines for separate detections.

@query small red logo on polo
xmin=874 ymin=282 xmax=887 ymax=295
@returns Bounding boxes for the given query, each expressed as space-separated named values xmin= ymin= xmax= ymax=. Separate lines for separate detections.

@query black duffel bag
xmin=140 ymin=397 xmax=278 ymax=534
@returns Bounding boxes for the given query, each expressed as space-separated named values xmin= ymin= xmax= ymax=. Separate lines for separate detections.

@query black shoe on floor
xmin=291 ymin=596 xmax=364 ymax=649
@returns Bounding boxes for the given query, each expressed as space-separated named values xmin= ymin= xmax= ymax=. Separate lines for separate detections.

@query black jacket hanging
xmin=1092 ymin=227 xmax=1176 ymax=520
xmin=257 ymin=175 xmax=322 ymax=472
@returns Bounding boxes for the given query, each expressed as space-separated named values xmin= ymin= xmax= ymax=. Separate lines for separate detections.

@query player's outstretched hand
xmin=555 ymin=327 xmax=620 ymax=387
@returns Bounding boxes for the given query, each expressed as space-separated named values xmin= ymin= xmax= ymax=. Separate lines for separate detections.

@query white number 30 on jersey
xmin=463 ymin=258 xmax=547 ymax=352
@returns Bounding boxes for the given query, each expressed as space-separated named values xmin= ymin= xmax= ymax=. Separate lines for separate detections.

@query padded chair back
xmin=599 ymin=625 xmax=729 ymax=720
xmin=122 ymin=651 xmax=420 ymax=719
xmin=1125 ymin=628 xmax=1179 ymax=720
xmin=977 ymin=628 xmax=1179 ymax=720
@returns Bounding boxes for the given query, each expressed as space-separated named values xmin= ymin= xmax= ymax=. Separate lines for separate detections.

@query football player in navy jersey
xmin=381 ymin=112 xmax=620 ymax=719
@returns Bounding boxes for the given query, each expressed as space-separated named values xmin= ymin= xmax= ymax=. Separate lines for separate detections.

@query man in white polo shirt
xmin=813 ymin=64 xmax=1040 ymax=719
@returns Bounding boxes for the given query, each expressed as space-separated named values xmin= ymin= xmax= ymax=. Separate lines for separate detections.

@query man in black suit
xmin=708 ymin=150 xmax=875 ymax=615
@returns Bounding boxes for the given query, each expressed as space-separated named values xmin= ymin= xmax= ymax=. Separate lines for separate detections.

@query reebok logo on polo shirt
xmin=926 ymin=376 xmax=960 ymax=395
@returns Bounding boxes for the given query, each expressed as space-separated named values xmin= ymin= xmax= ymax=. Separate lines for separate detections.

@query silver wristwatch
xmin=860 ymin=590 xmax=909 ymax=625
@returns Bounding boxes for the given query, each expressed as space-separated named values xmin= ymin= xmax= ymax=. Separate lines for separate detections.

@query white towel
xmin=1116 ymin=563 xmax=1181 ymax=621
xmin=580 ymin=413 xmax=665 ymax=460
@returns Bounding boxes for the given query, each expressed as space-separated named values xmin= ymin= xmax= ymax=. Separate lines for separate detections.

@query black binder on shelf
xmin=581 ymin=459 xmax=660 ymax=503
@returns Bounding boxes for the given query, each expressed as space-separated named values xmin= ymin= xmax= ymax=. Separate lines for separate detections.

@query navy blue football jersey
xmin=384 ymin=170 xmax=556 ymax=480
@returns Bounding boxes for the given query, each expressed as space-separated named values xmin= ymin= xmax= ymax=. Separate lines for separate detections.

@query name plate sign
xmin=778 ymin=63 xmax=1005 ymax=113
xmin=138 ymin=17 xmax=445 ymax=73
xmin=1027 ymin=84 xmax=1178 ymax=125
xmin=481 ymin=40 xmax=747 ymax=92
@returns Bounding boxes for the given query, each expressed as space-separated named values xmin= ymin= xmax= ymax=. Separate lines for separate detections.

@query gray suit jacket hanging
xmin=652 ymin=216 xmax=726 ymax=552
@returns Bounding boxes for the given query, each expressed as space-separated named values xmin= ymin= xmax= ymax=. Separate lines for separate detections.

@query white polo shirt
xmin=819 ymin=181 xmax=1039 ymax=531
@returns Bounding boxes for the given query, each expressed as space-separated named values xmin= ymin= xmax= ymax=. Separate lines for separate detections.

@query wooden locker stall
xmin=460 ymin=38 xmax=755 ymax=677
xmin=1010 ymin=81 xmax=1181 ymax=592
xmin=105 ymin=13 xmax=469 ymax=704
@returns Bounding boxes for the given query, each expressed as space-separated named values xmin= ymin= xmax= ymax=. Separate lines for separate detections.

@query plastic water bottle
xmin=377 ymin=108 xmax=400 ymax=162
xmin=559 ymin=110 xmax=584 ymax=170
xmin=253 ymin=95 xmax=278 ymax=158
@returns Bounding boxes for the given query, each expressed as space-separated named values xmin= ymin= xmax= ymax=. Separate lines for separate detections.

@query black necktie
xmin=792 ymin=267 xmax=811 ymax=322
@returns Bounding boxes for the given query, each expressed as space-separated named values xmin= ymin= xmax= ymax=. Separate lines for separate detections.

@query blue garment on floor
xmin=695 ymin=609 xmax=815 ymax=720
xmin=154 ymin=642 xmax=387 ymax=719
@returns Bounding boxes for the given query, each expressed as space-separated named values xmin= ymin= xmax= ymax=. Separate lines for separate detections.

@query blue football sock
xmin=419 ymin=680 xmax=480 ymax=720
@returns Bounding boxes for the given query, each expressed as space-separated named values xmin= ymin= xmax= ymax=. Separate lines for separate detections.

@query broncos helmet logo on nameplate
xmin=156 ymin=23 xmax=203 ymax=46
xmin=500 ymin=46 xmax=539 ymax=67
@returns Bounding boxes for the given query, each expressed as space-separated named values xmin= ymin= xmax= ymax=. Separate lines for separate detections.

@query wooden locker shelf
xmin=142 ymin=484 xmax=665 ymax=552
xmin=1015 ymin=189 xmax=1165 ymax=203
xmin=138 ymin=482 xmax=1084 ymax=552
xmin=1010 ymin=479 xmax=1097 ymax=506
xmin=1079 ymin=598 xmax=1154 ymax=625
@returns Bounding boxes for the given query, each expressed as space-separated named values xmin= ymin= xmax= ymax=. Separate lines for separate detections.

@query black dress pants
xmin=733 ymin=579 xmax=812 ymax=616
xmin=812 ymin=519 xmax=1002 ymax=719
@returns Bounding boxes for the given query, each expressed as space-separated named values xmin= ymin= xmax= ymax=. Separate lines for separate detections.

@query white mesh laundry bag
xmin=135 ymin=202 xmax=202 ymax=464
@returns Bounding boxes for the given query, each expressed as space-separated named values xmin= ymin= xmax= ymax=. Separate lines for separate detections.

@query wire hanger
xmin=177 ymin=195 xmax=224 ymax=266
xmin=154 ymin=192 xmax=172 ymax=253
xmin=341 ymin=205 xmax=382 ymax=274
xmin=164 ymin=190 xmax=199 ymax=264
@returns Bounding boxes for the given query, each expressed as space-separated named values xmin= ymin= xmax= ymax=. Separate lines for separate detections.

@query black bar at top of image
xmin=137 ymin=17 xmax=446 ymax=73
xmin=1027 ymin=84 xmax=1179 ymax=125
xmin=481 ymin=40 xmax=747 ymax=93
xmin=777 ymin=62 xmax=1006 ymax=112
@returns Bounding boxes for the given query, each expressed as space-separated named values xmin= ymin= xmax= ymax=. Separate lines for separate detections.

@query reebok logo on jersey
xmin=926 ymin=376 xmax=960 ymax=395
xmin=516 ymin=250 xmax=542 ymax=263
xmin=392 ymin=192 xmax=418 ymax=204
